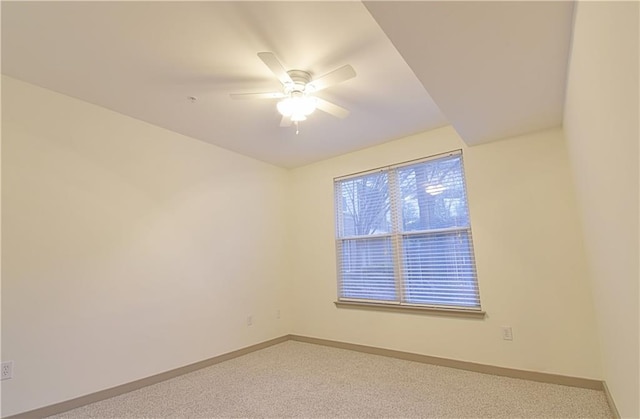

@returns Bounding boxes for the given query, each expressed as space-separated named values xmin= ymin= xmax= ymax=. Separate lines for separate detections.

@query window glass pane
xmin=334 ymin=152 xmax=481 ymax=311
xmin=336 ymin=172 xmax=390 ymax=237
xmin=397 ymin=156 xmax=470 ymax=232
xmin=338 ymin=237 xmax=396 ymax=301
xmin=402 ymin=230 xmax=479 ymax=308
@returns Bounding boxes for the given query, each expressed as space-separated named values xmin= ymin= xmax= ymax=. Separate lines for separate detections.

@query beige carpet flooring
xmin=48 ymin=341 xmax=612 ymax=418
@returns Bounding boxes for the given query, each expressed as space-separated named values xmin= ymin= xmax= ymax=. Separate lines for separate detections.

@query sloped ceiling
xmin=1 ymin=1 xmax=574 ymax=168
xmin=364 ymin=1 xmax=575 ymax=145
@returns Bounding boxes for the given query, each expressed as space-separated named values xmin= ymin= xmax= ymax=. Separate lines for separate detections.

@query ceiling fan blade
xmin=229 ymin=92 xmax=285 ymax=100
xmin=280 ymin=115 xmax=292 ymax=127
xmin=315 ymin=98 xmax=350 ymax=118
xmin=309 ymin=65 xmax=356 ymax=91
xmin=258 ymin=52 xmax=293 ymax=86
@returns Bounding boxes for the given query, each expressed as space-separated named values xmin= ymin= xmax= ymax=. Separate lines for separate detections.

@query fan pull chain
xmin=295 ymin=121 xmax=300 ymax=135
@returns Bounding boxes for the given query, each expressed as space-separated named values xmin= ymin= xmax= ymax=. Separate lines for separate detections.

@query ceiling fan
xmin=230 ymin=52 xmax=356 ymax=132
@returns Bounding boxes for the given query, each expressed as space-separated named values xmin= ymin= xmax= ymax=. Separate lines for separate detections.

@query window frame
xmin=333 ymin=150 xmax=484 ymax=315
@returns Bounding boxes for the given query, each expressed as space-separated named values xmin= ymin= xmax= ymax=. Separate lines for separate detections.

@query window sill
xmin=334 ymin=300 xmax=486 ymax=319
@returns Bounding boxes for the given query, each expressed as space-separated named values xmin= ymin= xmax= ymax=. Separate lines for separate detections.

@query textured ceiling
xmin=1 ymin=1 xmax=574 ymax=168
xmin=364 ymin=1 xmax=575 ymax=145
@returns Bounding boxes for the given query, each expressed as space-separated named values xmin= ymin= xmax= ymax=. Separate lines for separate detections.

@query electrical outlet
xmin=1 ymin=361 xmax=13 ymax=380
xmin=276 ymin=309 xmax=281 ymax=319
xmin=502 ymin=326 xmax=513 ymax=341
xmin=247 ymin=315 xmax=253 ymax=326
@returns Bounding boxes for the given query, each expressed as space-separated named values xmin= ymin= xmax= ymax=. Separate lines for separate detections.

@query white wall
xmin=563 ymin=2 xmax=639 ymax=417
xmin=290 ymin=126 xmax=602 ymax=379
xmin=1 ymin=76 xmax=292 ymax=417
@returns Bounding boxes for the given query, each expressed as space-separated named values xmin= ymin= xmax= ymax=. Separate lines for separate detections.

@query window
xmin=334 ymin=150 xmax=481 ymax=311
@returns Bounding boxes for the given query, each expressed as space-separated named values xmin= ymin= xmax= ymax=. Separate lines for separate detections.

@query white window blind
xmin=334 ymin=151 xmax=481 ymax=310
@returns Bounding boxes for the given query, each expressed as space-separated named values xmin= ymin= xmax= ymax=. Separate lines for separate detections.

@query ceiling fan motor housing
xmin=286 ymin=70 xmax=314 ymax=94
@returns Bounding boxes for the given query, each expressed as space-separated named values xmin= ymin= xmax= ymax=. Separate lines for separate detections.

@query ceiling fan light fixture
xmin=277 ymin=95 xmax=317 ymax=118
xmin=290 ymin=113 xmax=307 ymax=122
xmin=299 ymin=95 xmax=318 ymax=115
xmin=230 ymin=53 xmax=355 ymax=129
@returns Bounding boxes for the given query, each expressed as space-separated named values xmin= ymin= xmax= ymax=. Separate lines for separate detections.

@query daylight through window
xmin=334 ymin=150 xmax=481 ymax=310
